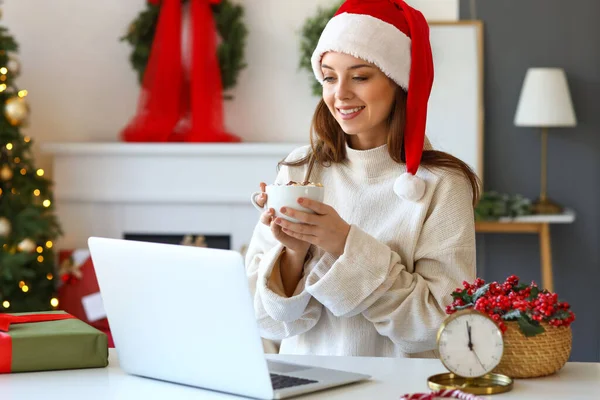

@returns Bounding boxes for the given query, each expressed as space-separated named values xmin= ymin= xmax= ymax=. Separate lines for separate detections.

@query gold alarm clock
xmin=428 ymin=309 xmax=514 ymax=395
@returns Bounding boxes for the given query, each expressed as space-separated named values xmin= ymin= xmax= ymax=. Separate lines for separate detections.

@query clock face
xmin=438 ymin=310 xmax=504 ymax=378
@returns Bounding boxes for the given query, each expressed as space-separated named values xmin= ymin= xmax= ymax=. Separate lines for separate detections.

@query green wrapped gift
xmin=0 ymin=310 xmax=109 ymax=373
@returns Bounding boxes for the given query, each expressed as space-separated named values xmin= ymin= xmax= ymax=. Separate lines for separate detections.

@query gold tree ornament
xmin=0 ymin=217 xmax=11 ymax=237
xmin=17 ymin=238 xmax=36 ymax=253
xmin=4 ymin=95 xmax=29 ymax=126
xmin=7 ymin=55 xmax=21 ymax=77
xmin=0 ymin=164 xmax=12 ymax=180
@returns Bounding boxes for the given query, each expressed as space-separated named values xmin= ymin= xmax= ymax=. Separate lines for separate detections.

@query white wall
xmin=3 ymin=0 xmax=457 ymax=168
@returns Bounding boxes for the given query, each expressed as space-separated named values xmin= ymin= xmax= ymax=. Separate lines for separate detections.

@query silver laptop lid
xmin=88 ymin=237 xmax=274 ymax=399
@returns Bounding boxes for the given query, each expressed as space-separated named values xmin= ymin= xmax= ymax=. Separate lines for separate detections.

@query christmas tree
xmin=0 ymin=21 xmax=62 ymax=312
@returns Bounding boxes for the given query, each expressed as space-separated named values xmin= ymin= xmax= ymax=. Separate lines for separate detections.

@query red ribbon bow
xmin=122 ymin=0 xmax=239 ymax=142
xmin=0 ymin=313 xmax=75 ymax=373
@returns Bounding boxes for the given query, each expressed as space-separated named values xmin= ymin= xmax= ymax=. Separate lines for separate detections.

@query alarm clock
xmin=427 ymin=309 xmax=514 ymax=395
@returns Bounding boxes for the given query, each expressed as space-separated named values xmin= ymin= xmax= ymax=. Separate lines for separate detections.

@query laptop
xmin=88 ymin=237 xmax=370 ymax=399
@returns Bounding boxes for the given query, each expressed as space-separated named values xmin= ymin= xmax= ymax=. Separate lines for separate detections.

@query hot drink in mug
xmin=251 ymin=181 xmax=324 ymax=223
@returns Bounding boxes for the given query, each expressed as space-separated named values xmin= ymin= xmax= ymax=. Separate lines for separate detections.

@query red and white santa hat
xmin=311 ymin=0 xmax=434 ymax=202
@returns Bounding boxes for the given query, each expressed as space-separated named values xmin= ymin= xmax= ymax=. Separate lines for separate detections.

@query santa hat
xmin=311 ymin=0 xmax=434 ymax=202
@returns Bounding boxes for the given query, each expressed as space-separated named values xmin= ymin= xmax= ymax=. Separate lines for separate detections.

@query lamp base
xmin=531 ymin=197 xmax=563 ymax=215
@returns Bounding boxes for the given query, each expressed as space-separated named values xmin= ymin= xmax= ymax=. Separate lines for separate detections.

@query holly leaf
xmin=513 ymin=283 xmax=528 ymax=292
xmin=472 ymin=283 xmax=491 ymax=303
xmin=527 ymin=286 xmax=540 ymax=301
xmin=451 ymin=290 xmax=473 ymax=306
xmin=454 ymin=304 xmax=474 ymax=310
xmin=502 ymin=310 xmax=522 ymax=320
xmin=550 ymin=309 xmax=571 ymax=320
xmin=517 ymin=314 xmax=545 ymax=337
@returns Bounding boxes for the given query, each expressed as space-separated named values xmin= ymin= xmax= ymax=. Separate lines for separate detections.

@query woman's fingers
xmin=256 ymin=192 xmax=268 ymax=208
xmin=260 ymin=208 xmax=275 ymax=226
xmin=256 ymin=182 xmax=268 ymax=207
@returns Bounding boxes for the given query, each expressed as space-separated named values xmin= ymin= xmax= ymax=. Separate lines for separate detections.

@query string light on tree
xmin=0 ymin=164 xmax=12 ymax=180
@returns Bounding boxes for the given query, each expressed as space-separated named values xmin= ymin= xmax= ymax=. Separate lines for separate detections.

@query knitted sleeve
xmin=244 ymin=146 xmax=323 ymax=340
xmin=304 ymin=173 xmax=476 ymax=354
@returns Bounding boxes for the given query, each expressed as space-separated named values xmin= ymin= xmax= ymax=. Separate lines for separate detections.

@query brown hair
xmin=280 ymin=89 xmax=482 ymax=206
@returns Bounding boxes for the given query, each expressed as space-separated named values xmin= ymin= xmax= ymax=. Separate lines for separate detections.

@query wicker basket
xmin=493 ymin=321 xmax=572 ymax=378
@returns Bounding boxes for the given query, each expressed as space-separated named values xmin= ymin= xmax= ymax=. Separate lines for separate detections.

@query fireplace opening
xmin=123 ymin=234 xmax=230 ymax=250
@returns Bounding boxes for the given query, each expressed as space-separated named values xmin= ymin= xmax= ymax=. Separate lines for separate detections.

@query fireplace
xmin=123 ymin=233 xmax=230 ymax=250
xmin=41 ymin=142 xmax=301 ymax=255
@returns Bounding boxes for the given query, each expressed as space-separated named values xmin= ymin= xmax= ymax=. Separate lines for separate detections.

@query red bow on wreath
xmin=121 ymin=0 xmax=240 ymax=142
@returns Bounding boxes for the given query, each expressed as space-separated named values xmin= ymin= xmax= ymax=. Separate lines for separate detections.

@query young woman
xmin=245 ymin=0 xmax=481 ymax=358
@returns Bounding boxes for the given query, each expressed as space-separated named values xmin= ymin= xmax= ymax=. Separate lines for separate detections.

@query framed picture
xmin=426 ymin=21 xmax=484 ymax=183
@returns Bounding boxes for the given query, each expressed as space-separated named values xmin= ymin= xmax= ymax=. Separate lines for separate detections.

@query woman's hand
xmin=255 ymin=182 xmax=311 ymax=256
xmin=274 ymin=198 xmax=350 ymax=258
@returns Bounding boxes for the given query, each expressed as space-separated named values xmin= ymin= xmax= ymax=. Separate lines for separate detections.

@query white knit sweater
xmin=245 ymin=142 xmax=476 ymax=358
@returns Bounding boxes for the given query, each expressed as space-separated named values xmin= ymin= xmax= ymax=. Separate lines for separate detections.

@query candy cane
xmin=400 ymin=389 xmax=485 ymax=400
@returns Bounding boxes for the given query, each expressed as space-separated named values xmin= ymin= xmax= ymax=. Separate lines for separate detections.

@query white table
xmin=2 ymin=349 xmax=599 ymax=399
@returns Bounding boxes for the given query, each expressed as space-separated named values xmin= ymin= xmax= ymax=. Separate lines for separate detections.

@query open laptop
xmin=88 ymin=237 xmax=370 ymax=399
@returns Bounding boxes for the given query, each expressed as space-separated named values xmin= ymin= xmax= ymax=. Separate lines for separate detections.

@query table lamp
xmin=514 ymin=68 xmax=577 ymax=214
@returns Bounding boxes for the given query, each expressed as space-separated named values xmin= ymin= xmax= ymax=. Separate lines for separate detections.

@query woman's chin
xmin=337 ymin=121 xmax=364 ymax=136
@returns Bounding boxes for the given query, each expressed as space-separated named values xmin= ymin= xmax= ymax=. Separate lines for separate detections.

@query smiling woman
xmin=244 ymin=0 xmax=480 ymax=359
xmin=320 ymin=54 xmax=396 ymax=149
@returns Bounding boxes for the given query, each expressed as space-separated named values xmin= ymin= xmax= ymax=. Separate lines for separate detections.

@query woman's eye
xmin=353 ymin=76 xmax=367 ymax=81
xmin=323 ymin=76 xmax=336 ymax=83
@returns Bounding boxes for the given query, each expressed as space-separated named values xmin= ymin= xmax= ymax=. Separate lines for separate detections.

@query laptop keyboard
xmin=270 ymin=373 xmax=318 ymax=390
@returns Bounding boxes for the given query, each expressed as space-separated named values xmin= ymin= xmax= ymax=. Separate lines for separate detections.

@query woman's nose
xmin=335 ymin=80 xmax=353 ymax=101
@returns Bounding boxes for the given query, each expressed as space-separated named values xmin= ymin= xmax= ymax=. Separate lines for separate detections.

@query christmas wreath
xmin=121 ymin=0 xmax=248 ymax=94
xmin=298 ymin=1 xmax=342 ymax=97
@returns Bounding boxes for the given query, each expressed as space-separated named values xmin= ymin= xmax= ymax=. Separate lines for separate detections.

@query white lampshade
xmin=514 ymin=68 xmax=577 ymax=127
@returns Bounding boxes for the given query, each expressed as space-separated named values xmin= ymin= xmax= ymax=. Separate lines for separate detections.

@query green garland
xmin=474 ymin=191 xmax=533 ymax=221
xmin=298 ymin=1 xmax=342 ymax=97
xmin=120 ymin=0 xmax=248 ymax=96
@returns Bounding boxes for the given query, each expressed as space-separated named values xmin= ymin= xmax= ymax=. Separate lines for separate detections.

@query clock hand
xmin=472 ymin=349 xmax=487 ymax=373
xmin=466 ymin=321 xmax=473 ymax=351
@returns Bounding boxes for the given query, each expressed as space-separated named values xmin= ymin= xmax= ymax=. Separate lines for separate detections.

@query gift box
xmin=56 ymin=249 xmax=114 ymax=347
xmin=0 ymin=311 xmax=109 ymax=373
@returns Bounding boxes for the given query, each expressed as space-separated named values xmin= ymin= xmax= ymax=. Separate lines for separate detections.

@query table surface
xmin=2 ymin=349 xmax=599 ymax=400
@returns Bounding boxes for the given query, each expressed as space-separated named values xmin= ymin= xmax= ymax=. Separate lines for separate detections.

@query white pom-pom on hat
xmin=393 ymin=172 xmax=425 ymax=202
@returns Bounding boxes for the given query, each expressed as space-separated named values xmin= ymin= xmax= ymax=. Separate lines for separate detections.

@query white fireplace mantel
xmin=42 ymin=142 xmax=305 ymax=253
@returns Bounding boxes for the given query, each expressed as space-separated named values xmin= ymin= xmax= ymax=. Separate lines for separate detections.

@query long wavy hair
xmin=279 ymin=88 xmax=482 ymax=206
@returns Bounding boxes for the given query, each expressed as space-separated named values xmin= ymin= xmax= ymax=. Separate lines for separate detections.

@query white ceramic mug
xmin=250 ymin=184 xmax=325 ymax=223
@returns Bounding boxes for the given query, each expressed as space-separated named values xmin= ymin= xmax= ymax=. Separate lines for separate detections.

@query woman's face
xmin=321 ymin=52 xmax=397 ymax=149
